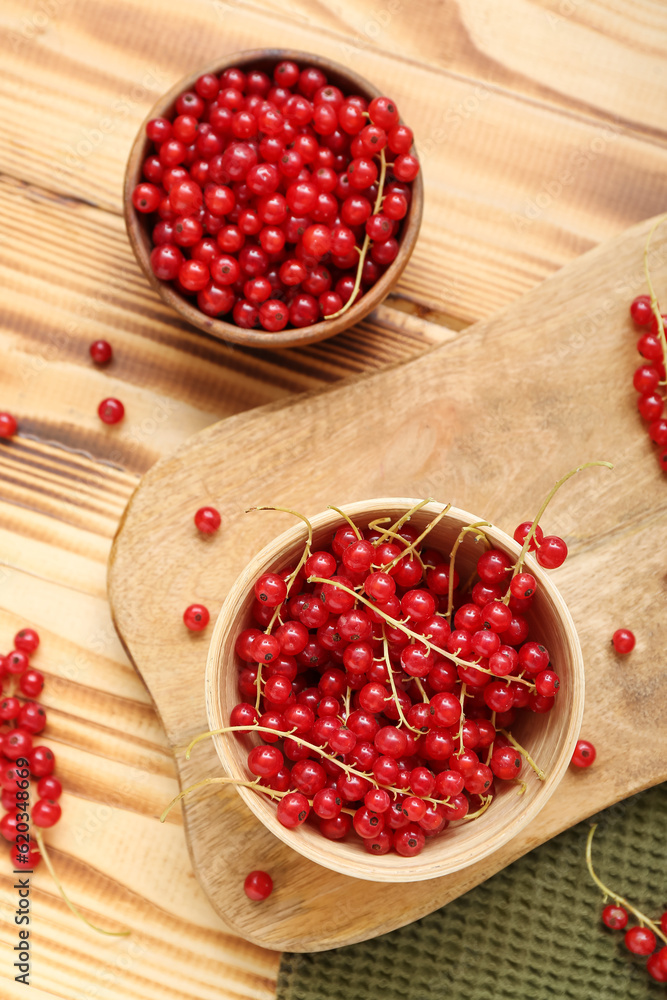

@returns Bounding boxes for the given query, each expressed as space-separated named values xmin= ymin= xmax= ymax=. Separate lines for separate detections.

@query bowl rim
xmin=124 ymin=48 xmax=424 ymax=348
xmin=205 ymin=498 xmax=585 ymax=882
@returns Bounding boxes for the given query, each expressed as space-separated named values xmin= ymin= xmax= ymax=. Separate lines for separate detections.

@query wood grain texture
xmin=109 ymin=215 xmax=667 ymax=951
xmin=1 ymin=0 xmax=667 ymax=329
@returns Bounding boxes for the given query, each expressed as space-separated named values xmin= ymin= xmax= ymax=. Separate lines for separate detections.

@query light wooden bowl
xmin=205 ymin=499 xmax=584 ymax=882
xmin=124 ymin=49 xmax=423 ymax=349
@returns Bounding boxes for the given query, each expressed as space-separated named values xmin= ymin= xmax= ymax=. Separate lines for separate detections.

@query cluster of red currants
xmin=602 ymin=904 xmax=667 ymax=982
xmin=629 ymin=294 xmax=667 ymax=470
xmin=587 ymin=824 xmax=667 ymax=984
xmin=0 ymin=628 xmax=61 ymax=868
xmin=133 ymin=61 xmax=419 ymax=332
xmin=226 ymin=508 xmax=566 ymax=858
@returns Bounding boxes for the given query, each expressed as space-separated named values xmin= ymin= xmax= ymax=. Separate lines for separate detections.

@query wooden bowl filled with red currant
xmin=125 ymin=50 xmax=423 ymax=348
xmin=201 ymin=498 xmax=584 ymax=882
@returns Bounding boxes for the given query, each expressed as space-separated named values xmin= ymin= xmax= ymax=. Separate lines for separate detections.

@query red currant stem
xmin=446 ymin=523 xmax=492 ymax=624
xmin=469 ymin=662 xmax=535 ymax=688
xmin=254 ymin=663 xmax=264 ymax=714
xmin=462 ymin=794 xmax=493 ymax=821
xmin=457 ymin=683 xmax=467 ymax=753
xmin=503 ymin=461 xmax=614 ymax=597
xmin=513 ymin=779 xmax=527 ymax=795
xmin=185 ymin=724 xmax=383 ymax=788
xmin=380 ymin=504 xmax=452 ymax=572
xmin=33 ymin=830 xmax=130 ymax=936
xmin=485 ymin=711 xmax=497 ymax=765
xmin=372 ymin=499 xmax=433 ymax=547
xmin=371 ymin=526 xmax=427 ymax=573
xmin=326 ymin=505 xmax=363 ymax=540
xmin=342 ymin=684 xmax=351 ymax=719
xmin=161 ymin=775 xmax=359 ymax=823
xmin=413 ymin=677 xmax=429 ymax=704
xmin=643 ymin=214 xmax=667 ymax=387
xmin=307 ymin=575 xmax=497 ymax=673
xmin=586 ymin=824 xmax=667 ymax=944
xmin=498 ymin=728 xmax=546 ymax=780
xmin=382 ymin=631 xmax=421 ymax=734
xmin=324 ymin=150 xmax=387 ymax=321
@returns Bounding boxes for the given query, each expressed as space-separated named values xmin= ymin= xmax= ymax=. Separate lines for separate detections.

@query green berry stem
xmin=499 ymin=728 xmax=546 ymax=781
xmin=586 ymin=824 xmax=667 ymax=945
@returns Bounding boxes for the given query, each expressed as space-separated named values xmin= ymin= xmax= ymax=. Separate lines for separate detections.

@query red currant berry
xmin=513 ymin=522 xmax=544 ymax=551
xmin=535 ymin=535 xmax=567 ymax=569
xmin=243 ymin=870 xmax=273 ymax=900
xmin=37 ymin=776 xmax=63 ymax=800
xmin=7 ymin=650 xmax=29 ymax=675
xmin=276 ymin=791 xmax=309 ymax=828
xmin=624 ymin=925 xmax=656 ymax=955
xmin=571 ymin=738 xmax=596 ymax=768
xmin=4 ymin=729 xmax=33 ymax=761
xmin=194 ymin=506 xmax=221 ymax=535
xmin=98 ymin=398 xmax=125 ymax=425
xmin=32 ymin=798 xmax=62 ymax=828
xmin=183 ymin=604 xmax=210 ymax=631
xmin=11 ymin=838 xmax=41 ymax=869
xmin=89 ymin=340 xmax=113 ymax=365
xmin=612 ymin=628 xmax=635 ymax=654
xmin=17 ymin=702 xmax=47 ymax=734
xmin=630 ymin=295 xmax=654 ymax=325
xmin=368 ymin=96 xmax=399 ymax=129
xmin=0 ymin=413 xmax=18 ymax=438
xmin=647 ymin=951 xmax=667 ymax=983
xmin=601 ymin=903 xmax=628 ymax=929
xmin=132 ymin=182 xmax=161 ymax=213
xmin=510 ymin=573 xmax=537 ymax=599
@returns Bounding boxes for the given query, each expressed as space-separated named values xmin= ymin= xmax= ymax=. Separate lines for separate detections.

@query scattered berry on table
xmin=243 ymin=869 xmax=273 ymax=900
xmin=571 ymin=739 xmax=596 ymax=768
xmin=89 ymin=340 xmax=113 ymax=365
xmin=98 ymin=398 xmax=125 ymax=425
xmin=183 ymin=604 xmax=210 ymax=631
xmin=0 ymin=413 xmax=18 ymax=438
xmin=612 ymin=628 xmax=635 ymax=654
xmin=194 ymin=506 xmax=222 ymax=534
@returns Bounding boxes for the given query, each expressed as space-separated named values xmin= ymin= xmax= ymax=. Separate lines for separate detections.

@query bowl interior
xmin=205 ymin=499 xmax=584 ymax=882
xmin=125 ymin=49 xmax=424 ymax=348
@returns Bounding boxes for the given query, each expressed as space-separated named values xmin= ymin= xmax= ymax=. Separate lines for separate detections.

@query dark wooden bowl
xmin=124 ymin=49 xmax=423 ymax=349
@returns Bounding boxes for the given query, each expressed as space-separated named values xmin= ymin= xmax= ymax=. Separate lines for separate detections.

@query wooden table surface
xmin=0 ymin=1 xmax=666 ymax=997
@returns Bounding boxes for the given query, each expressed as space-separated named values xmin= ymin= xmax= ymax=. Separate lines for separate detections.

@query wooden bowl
xmin=205 ymin=499 xmax=584 ymax=882
xmin=124 ymin=50 xmax=424 ymax=349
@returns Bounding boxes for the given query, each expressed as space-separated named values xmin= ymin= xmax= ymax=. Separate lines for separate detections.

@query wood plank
xmin=1 ymin=2 xmax=666 ymax=327
xmin=109 ymin=213 xmax=667 ymax=951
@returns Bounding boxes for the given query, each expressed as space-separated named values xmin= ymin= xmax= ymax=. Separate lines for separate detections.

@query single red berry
xmin=37 ymin=775 xmax=63 ymax=800
xmin=536 ymin=535 xmax=568 ymax=569
xmin=32 ymin=798 xmax=62 ymax=828
xmin=7 ymin=650 xmax=29 ymax=675
xmin=513 ymin=522 xmax=544 ymax=551
xmin=4 ymin=728 xmax=33 ymax=761
xmin=0 ymin=697 xmax=20 ymax=721
xmin=17 ymin=702 xmax=47 ymax=734
xmin=647 ymin=951 xmax=667 ymax=983
xmin=0 ymin=413 xmax=18 ymax=438
xmin=276 ymin=791 xmax=309 ymax=828
xmin=243 ymin=870 xmax=273 ymax=901
xmin=510 ymin=573 xmax=537 ymax=599
xmin=14 ymin=628 xmax=39 ymax=654
xmin=98 ymin=398 xmax=124 ymax=425
xmin=183 ymin=604 xmax=210 ymax=631
xmin=368 ymin=96 xmax=399 ymax=129
xmin=89 ymin=340 xmax=113 ymax=365
xmin=571 ymin=739 xmax=596 ymax=768
xmin=612 ymin=628 xmax=635 ymax=654
xmin=132 ymin=182 xmax=161 ymax=213
xmin=630 ymin=295 xmax=654 ymax=326
xmin=624 ymin=925 xmax=656 ymax=955
xmin=194 ymin=506 xmax=221 ymax=535
xmin=602 ymin=904 xmax=628 ymax=929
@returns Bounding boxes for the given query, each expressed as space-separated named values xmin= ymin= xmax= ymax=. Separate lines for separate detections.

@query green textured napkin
xmin=278 ymin=783 xmax=666 ymax=1000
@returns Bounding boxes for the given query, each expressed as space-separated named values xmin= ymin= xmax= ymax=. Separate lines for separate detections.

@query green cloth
xmin=278 ymin=783 xmax=666 ymax=1000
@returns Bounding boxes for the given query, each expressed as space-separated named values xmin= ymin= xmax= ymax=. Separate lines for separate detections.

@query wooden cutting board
xmin=108 ymin=215 xmax=667 ymax=953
